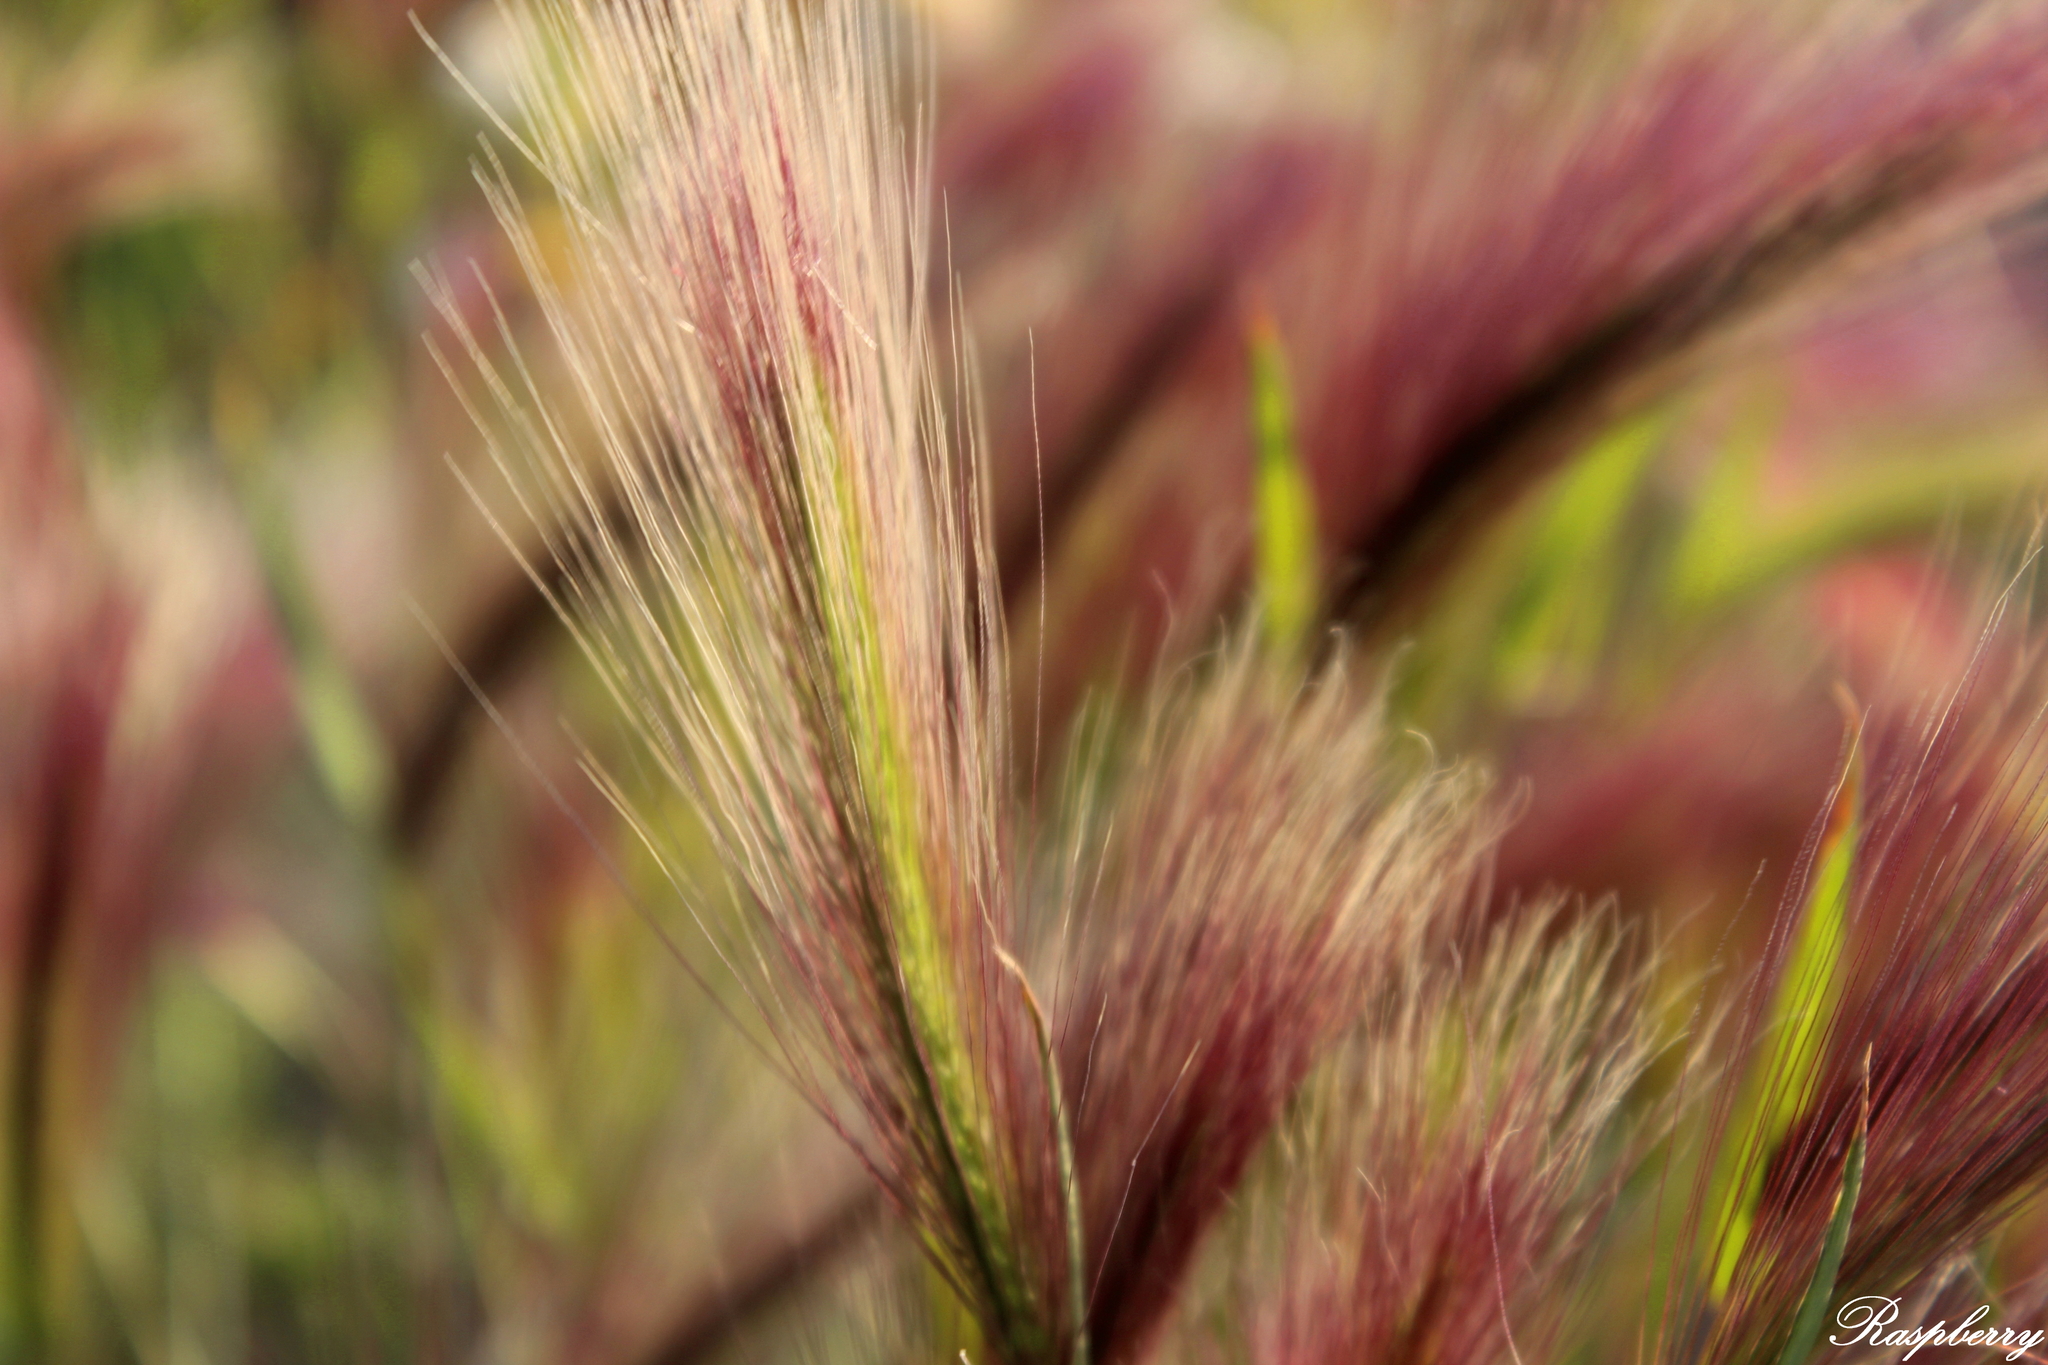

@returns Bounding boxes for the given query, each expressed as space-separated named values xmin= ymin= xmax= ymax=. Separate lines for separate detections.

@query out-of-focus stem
xmin=8 ymin=659 xmax=116 ymax=1358
xmin=7 ymin=758 xmax=69 ymax=1358
xmin=636 ymin=1182 xmax=882 ymax=1365
xmin=388 ymin=482 xmax=635 ymax=853
xmin=388 ymin=558 xmax=568 ymax=853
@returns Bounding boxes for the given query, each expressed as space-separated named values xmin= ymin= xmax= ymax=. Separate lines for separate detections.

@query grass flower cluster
xmin=24 ymin=0 xmax=2048 ymax=1362
xmin=414 ymin=1 xmax=2048 ymax=1363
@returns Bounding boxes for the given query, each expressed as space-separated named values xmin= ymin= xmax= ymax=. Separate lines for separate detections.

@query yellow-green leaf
xmin=1247 ymin=312 xmax=1320 ymax=662
xmin=1711 ymin=736 xmax=1860 ymax=1298
xmin=1491 ymin=407 xmax=1666 ymax=705
xmin=1667 ymin=396 xmax=1780 ymax=615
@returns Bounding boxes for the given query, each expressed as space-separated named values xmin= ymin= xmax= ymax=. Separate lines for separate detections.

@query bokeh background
xmin=13 ymin=0 xmax=2048 ymax=1360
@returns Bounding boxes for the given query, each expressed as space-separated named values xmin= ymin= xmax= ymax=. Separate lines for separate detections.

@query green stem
xmin=997 ymin=947 xmax=1089 ymax=1365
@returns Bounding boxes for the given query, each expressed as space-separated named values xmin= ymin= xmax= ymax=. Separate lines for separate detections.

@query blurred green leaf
xmin=1492 ymin=407 xmax=1666 ymax=706
xmin=1695 ymin=450 xmax=2048 ymax=614
xmin=423 ymin=1013 xmax=581 ymax=1241
xmin=1666 ymin=397 xmax=1779 ymax=616
xmin=347 ymin=117 xmax=431 ymax=245
xmin=1669 ymin=397 xmax=2048 ymax=622
xmin=1248 ymin=311 xmax=1320 ymax=662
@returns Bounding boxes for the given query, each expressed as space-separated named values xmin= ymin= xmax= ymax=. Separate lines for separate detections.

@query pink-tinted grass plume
xmin=1235 ymin=904 xmax=1660 ymax=1365
xmin=1042 ymin=643 xmax=1491 ymax=1365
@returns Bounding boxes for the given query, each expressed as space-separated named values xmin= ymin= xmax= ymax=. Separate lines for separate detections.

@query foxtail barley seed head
xmin=421 ymin=3 xmax=1492 ymax=1361
xmin=420 ymin=0 xmax=1071 ymax=1355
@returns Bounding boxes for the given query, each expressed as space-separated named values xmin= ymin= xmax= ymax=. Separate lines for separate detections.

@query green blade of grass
xmin=1711 ymin=733 xmax=1860 ymax=1298
xmin=1490 ymin=407 xmax=1666 ymax=705
xmin=1247 ymin=311 xmax=1320 ymax=663
xmin=1775 ymin=1057 xmax=1870 ymax=1365
xmin=995 ymin=947 xmax=1089 ymax=1365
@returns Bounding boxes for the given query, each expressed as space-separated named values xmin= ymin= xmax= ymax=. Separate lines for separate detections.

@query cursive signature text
xmin=1832 ymin=1296 xmax=2046 ymax=1361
